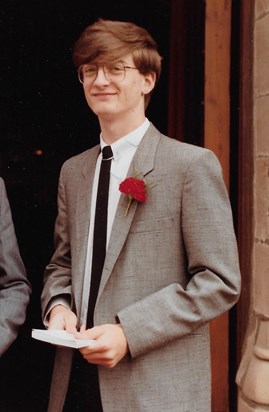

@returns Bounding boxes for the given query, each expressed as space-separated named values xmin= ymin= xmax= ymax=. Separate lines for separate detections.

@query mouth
xmin=92 ymin=92 xmax=116 ymax=98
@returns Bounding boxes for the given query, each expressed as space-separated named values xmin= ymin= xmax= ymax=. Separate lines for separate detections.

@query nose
xmin=94 ymin=67 xmax=109 ymax=84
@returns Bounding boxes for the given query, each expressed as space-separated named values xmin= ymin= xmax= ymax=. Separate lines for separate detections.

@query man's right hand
xmin=48 ymin=305 xmax=78 ymax=334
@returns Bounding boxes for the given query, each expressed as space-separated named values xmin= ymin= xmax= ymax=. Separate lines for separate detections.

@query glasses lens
xmin=104 ymin=64 xmax=125 ymax=82
xmin=78 ymin=63 xmax=126 ymax=83
xmin=78 ymin=64 xmax=98 ymax=83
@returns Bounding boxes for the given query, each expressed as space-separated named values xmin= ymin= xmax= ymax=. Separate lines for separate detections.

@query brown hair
xmin=72 ymin=19 xmax=162 ymax=107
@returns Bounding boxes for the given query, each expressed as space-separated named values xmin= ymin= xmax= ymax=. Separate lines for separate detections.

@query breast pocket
xmin=129 ymin=216 xmax=176 ymax=234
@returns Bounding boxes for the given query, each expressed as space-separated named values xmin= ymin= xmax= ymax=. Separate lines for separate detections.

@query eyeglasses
xmin=78 ymin=63 xmax=138 ymax=84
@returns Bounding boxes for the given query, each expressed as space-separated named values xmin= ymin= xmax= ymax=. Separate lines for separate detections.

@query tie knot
xmin=102 ymin=145 xmax=113 ymax=160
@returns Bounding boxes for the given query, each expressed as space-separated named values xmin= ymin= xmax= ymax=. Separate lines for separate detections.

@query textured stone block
xmin=254 ymin=13 xmax=269 ymax=94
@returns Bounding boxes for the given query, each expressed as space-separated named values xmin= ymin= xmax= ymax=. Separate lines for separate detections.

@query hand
xmin=77 ymin=324 xmax=128 ymax=368
xmin=48 ymin=304 xmax=78 ymax=334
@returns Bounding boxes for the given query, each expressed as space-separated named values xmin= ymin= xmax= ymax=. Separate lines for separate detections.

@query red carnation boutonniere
xmin=119 ymin=176 xmax=148 ymax=216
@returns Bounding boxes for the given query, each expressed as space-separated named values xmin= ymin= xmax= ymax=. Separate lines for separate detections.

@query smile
xmin=92 ymin=92 xmax=116 ymax=98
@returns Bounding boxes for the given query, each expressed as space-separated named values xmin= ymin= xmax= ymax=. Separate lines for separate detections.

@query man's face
xmin=80 ymin=54 xmax=155 ymax=121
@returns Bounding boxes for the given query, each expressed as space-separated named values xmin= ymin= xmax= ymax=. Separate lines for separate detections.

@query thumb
xmin=86 ymin=325 xmax=104 ymax=340
xmin=48 ymin=316 xmax=65 ymax=330
xmin=75 ymin=324 xmax=89 ymax=339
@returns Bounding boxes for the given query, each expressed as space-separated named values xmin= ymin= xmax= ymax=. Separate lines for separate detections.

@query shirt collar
xmin=100 ymin=118 xmax=150 ymax=160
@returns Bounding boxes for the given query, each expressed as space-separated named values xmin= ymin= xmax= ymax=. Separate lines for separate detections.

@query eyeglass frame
xmin=77 ymin=62 xmax=139 ymax=84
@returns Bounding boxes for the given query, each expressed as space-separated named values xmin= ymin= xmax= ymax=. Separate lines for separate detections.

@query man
xmin=41 ymin=19 xmax=241 ymax=411
xmin=0 ymin=177 xmax=31 ymax=357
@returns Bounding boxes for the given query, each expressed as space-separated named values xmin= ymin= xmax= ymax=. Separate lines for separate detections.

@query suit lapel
xmin=97 ymin=124 xmax=161 ymax=299
xmin=77 ymin=146 xmax=100 ymax=242
xmin=73 ymin=146 xmax=100 ymax=311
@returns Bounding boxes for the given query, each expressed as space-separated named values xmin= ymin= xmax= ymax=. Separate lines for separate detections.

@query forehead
xmin=92 ymin=53 xmax=134 ymax=65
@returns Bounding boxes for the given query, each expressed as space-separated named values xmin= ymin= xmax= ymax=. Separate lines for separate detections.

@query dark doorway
xmin=0 ymin=2 xmax=170 ymax=411
xmin=0 ymin=0 xmax=208 ymax=410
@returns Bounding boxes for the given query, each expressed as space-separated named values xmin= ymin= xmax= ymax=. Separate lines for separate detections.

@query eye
xmin=83 ymin=65 xmax=97 ymax=76
xmin=108 ymin=64 xmax=124 ymax=75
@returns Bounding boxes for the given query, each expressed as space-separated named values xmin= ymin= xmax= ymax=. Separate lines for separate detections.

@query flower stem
xmin=125 ymin=197 xmax=133 ymax=216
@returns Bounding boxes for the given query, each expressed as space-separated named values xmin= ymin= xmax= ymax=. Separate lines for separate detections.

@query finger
xmin=75 ymin=324 xmax=89 ymax=339
xmin=80 ymin=324 xmax=87 ymax=333
xmin=48 ymin=317 xmax=65 ymax=330
xmin=85 ymin=325 xmax=105 ymax=340
xmin=82 ymin=352 xmax=117 ymax=368
xmin=65 ymin=322 xmax=78 ymax=334
xmin=65 ymin=313 xmax=78 ymax=334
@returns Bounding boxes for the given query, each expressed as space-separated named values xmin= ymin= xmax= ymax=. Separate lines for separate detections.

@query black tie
xmin=87 ymin=145 xmax=113 ymax=328
xmin=63 ymin=147 xmax=113 ymax=411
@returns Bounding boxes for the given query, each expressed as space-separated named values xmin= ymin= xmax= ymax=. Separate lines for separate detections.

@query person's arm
xmin=116 ymin=148 xmax=241 ymax=359
xmin=41 ymin=169 xmax=78 ymax=331
xmin=0 ymin=178 xmax=31 ymax=356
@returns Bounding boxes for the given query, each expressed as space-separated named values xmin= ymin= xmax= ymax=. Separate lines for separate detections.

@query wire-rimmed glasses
xmin=78 ymin=63 xmax=138 ymax=84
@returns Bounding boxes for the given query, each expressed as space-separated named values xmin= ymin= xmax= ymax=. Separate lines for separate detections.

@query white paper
xmin=31 ymin=329 xmax=95 ymax=349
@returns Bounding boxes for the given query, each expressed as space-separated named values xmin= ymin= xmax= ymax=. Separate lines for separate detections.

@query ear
xmin=142 ymin=72 xmax=156 ymax=95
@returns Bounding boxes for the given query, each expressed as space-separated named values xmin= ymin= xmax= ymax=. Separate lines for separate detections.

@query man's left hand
xmin=77 ymin=324 xmax=128 ymax=368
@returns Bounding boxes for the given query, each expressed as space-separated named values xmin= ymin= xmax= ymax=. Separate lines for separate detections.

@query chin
xmin=94 ymin=107 xmax=118 ymax=117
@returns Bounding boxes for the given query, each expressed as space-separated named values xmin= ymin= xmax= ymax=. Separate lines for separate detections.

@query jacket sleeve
xmin=0 ymin=178 xmax=31 ymax=356
xmin=117 ymin=148 xmax=241 ymax=358
xmin=41 ymin=169 xmax=72 ymax=321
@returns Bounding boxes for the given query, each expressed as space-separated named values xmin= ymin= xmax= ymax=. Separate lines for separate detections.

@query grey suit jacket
xmin=0 ymin=177 xmax=31 ymax=357
xmin=42 ymin=124 xmax=241 ymax=411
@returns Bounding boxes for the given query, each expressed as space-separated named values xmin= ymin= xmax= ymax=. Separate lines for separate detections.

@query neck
xmin=99 ymin=114 xmax=146 ymax=145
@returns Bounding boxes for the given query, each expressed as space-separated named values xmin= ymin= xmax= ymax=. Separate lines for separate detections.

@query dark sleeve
xmin=0 ymin=178 xmax=31 ymax=356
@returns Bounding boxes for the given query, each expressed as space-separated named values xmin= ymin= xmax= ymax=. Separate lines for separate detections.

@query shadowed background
xmin=0 ymin=1 xmax=207 ymax=410
xmin=0 ymin=2 xmax=170 ymax=411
